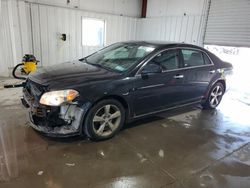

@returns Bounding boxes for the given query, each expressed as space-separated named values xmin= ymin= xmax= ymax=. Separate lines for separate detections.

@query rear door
xmin=179 ymin=49 xmax=216 ymax=102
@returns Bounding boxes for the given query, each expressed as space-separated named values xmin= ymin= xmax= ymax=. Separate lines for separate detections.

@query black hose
xmin=12 ymin=63 xmax=26 ymax=80
xmin=4 ymin=83 xmax=25 ymax=88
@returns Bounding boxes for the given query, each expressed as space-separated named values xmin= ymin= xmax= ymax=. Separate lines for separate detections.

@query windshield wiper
xmin=88 ymin=62 xmax=104 ymax=68
xmin=83 ymin=58 xmax=120 ymax=73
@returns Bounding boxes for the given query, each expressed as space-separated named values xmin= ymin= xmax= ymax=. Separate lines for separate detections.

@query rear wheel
xmin=84 ymin=99 xmax=125 ymax=141
xmin=202 ymin=82 xmax=225 ymax=109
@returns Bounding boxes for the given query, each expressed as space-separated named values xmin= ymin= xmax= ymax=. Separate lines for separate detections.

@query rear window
xmin=181 ymin=49 xmax=205 ymax=67
xmin=203 ymin=53 xmax=212 ymax=65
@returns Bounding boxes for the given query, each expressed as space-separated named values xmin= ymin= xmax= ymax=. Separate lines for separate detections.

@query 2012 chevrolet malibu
xmin=22 ymin=41 xmax=233 ymax=140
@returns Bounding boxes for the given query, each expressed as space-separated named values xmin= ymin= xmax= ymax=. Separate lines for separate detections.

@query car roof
xmin=122 ymin=40 xmax=205 ymax=50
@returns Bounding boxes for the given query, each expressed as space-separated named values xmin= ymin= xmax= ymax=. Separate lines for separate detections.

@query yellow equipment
xmin=12 ymin=54 xmax=39 ymax=80
xmin=22 ymin=61 xmax=37 ymax=74
xmin=4 ymin=54 xmax=39 ymax=88
xmin=21 ymin=54 xmax=39 ymax=75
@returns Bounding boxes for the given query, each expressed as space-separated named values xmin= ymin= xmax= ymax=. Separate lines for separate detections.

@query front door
xmin=132 ymin=49 xmax=186 ymax=116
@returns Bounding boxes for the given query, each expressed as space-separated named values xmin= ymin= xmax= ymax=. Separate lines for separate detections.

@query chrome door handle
xmin=209 ymin=70 xmax=216 ymax=74
xmin=173 ymin=74 xmax=184 ymax=79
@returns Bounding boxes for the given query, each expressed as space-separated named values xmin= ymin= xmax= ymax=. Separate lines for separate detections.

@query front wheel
xmin=202 ymin=82 xmax=225 ymax=109
xmin=84 ymin=99 xmax=125 ymax=141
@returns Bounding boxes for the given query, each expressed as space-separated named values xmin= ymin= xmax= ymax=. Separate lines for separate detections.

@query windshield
xmin=84 ymin=43 xmax=155 ymax=72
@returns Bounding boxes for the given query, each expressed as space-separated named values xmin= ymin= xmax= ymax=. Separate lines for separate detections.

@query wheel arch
xmin=81 ymin=95 xmax=129 ymax=139
xmin=214 ymin=79 xmax=226 ymax=92
xmin=203 ymin=78 xmax=226 ymax=100
xmin=83 ymin=95 xmax=130 ymax=126
xmin=94 ymin=95 xmax=129 ymax=110
xmin=202 ymin=79 xmax=226 ymax=109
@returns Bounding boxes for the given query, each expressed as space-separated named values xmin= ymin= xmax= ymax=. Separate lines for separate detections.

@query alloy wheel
xmin=209 ymin=85 xmax=223 ymax=108
xmin=92 ymin=104 xmax=121 ymax=137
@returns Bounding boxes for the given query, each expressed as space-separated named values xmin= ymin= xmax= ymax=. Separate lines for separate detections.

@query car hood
xmin=28 ymin=60 xmax=121 ymax=88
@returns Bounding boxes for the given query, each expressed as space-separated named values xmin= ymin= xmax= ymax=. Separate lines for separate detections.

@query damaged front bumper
xmin=22 ymin=85 xmax=90 ymax=137
xmin=27 ymin=105 xmax=85 ymax=137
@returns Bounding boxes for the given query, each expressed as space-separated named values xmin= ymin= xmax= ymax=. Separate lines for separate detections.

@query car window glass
xmin=150 ymin=50 xmax=179 ymax=71
xmin=181 ymin=49 xmax=205 ymax=67
xmin=135 ymin=46 xmax=154 ymax=58
xmin=104 ymin=47 xmax=129 ymax=59
xmin=86 ymin=43 xmax=155 ymax=72
xmin=203 ymin=53 xmax=212 ymax=65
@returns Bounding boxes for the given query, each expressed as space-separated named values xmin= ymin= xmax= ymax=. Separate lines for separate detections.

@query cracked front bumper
xmin=22 ymin=88 xmax=89 ymax=138
xmin=28 ymin=110 xmax=83 ymax=138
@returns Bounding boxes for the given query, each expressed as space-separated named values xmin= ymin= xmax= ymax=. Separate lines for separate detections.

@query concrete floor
xmin=0 ymin=78 xmax=250 ymax=188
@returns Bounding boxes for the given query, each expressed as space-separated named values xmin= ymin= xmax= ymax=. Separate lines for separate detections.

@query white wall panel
xmin=136 ymin=15 xmax=205 ymax=46
xmin=30 ymin=3 xmax=42 ymax=63
xmin=0 ymin=0 xmax=210 ymax=77
xmin=26 ymin=0 xmax=141 ymax=17
xmin=147 ymin=0 xmax=206 ymax=17
xmin=0 ymin=0 xmax=32 ymax=76
xmin=137 ymin=0 xmax=209 ymax=46
xmin=0 ymin=0 xmax=14 ymax=76
xmin=0 ymin=0 xmax=140 ymax=76
xmin=30 ymin=3 xmax=138 ymax=67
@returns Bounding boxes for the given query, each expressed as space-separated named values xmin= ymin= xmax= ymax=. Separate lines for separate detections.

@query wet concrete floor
xmin=0 ymin=78 xmax=250 ymax=188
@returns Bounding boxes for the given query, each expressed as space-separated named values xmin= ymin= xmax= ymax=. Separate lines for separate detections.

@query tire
xmin=202 ymin=82 xmax=225 ymax=109
xmin=83 ymin=99 xmax=125 ymax=141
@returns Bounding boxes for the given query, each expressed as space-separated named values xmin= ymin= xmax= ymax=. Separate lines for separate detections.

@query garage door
xmin=204 ymin=0 xmax=250 ymax=47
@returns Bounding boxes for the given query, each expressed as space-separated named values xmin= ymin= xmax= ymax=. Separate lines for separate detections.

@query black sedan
xmin=22 ymin=41 xmax=232 ymax=140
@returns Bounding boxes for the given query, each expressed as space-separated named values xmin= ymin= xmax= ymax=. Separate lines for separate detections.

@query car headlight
xmin=39 ymin=89 xmax=79 ymax=106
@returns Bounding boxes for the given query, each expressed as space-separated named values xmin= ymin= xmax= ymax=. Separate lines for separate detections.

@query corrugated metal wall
xmin=26 ymin=0 xmax=141 ymax=17
xmin=137 ymin=0 xmax=209 ymax=46
xmin=136 ymin=15 xmax=206 ymax=46
xmin=0 ymin=1 xmax=137 ymax=75
xmin=0 ymin=0 xmax=209 ymax=76
xmin=146 ymin=0 xmax=206 ymax=17
xmin=0 ymin=0 xmax=15 ymax=76
xmin=0 ymin=0 xmax=13 ymax=77
xmin=204 ymin=0 xmax=250 ymax=47
xmin=30 ymin=3 xmax=137 ymax=67
xmin=0 ymin=0 xmax=32 ymax=76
